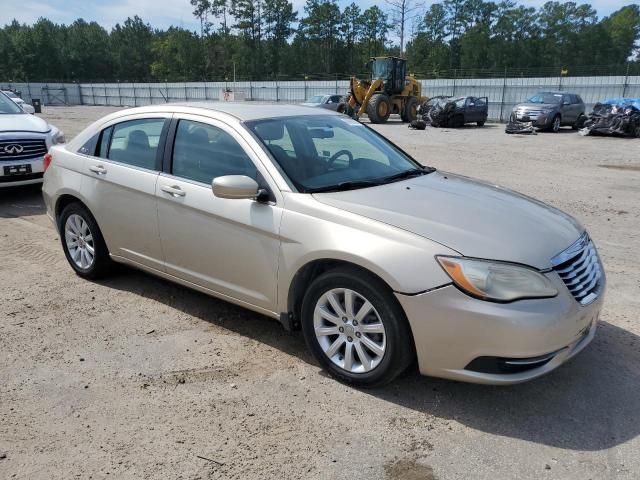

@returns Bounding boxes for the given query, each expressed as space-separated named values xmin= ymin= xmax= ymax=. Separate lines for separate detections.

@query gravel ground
xmin=1 ymin=106 xmax=639 ymax=480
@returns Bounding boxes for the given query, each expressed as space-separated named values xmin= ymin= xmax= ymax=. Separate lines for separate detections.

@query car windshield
xmin=527 ymin=93 xmax=563 ymax=104
xmin=371 ymin=61 xmax=392 ymax=80
xmin=0 ymin=92 xmax=24 ymax=114
xmin=246 ymin=115 xmax=431 ymax=193
xmin=306 ymin=96 xmax=325 ymax=103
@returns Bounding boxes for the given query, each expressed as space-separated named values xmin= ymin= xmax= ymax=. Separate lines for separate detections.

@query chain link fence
xmin=3 ymin=68 xmax=639 ymax=122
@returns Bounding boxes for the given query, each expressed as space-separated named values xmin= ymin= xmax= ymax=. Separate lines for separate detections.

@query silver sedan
xmin=42 ymin=103 xmax=605 ymax=386
xmin=302 ymin=94 xmax=345 ymax=112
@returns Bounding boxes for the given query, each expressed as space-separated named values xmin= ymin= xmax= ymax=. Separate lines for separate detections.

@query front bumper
xmin=396 ymin=276 xmax=604 ymax=385
xmin=0 ymin=157 xmax=45 ymax=187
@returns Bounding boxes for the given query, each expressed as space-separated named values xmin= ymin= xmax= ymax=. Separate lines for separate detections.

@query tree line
xmin=0 ymin=0 xmax=638 ymax=82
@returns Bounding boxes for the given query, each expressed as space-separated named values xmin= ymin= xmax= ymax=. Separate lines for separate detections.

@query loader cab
xmin=369 ymin=57 xmax=407 ymax=95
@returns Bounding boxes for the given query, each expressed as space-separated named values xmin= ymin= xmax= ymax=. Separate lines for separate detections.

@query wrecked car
xmin=579 ymin=98 xmax=640 ymax=137
xmin=419 ymin=96 xmax=488 ymax=127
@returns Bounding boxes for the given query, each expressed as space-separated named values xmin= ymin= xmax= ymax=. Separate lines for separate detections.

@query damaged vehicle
xmin=579 ymin=98 xmax=640 ymax=137
xmin=43 ymin=103 xmax=604 ymax=387
xmin=512 ymin=92 xmax=586 ymax=132
xmin=419 ymin=96 xmax=488 ymax=127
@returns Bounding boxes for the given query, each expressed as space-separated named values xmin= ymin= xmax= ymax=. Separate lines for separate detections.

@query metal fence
xmin=3 ymin=75 xmax=639 ymax=122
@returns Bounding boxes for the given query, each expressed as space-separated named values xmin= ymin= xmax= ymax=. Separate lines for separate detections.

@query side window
xmin=78 ymin=133 xmax=100 ymax=156
xmin=172 ymin=120 xmax=256 ymax=184
xmin=476 ymin=97 xmax=487 ymax=106
xmin=562 ymin=95 xmax=571 ymax=105
xmin=330 ymin=95 xmax=342 ymax=104
xmin=107 ymin=118 xmax=165 ymax=170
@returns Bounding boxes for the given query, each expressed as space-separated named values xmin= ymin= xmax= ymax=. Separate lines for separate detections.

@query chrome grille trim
xmin=0 ymin=139 xmax=47 ymax=161
xmin=551 ymin=233 xmax=603 ymax=306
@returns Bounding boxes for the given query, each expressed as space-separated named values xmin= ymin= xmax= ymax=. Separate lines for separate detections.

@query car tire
xmin=573 ymin=114 xmax=586 ymax=130
xmin=477 ymin=120 xmax=485 ymax=127
xmin=550 ymin=115 xmax=561 ymax=133
xmin=401 ymin=96 xmax=418 ymax=123
xmin=366 ymin=94 xmax=391 ymax=124
xmin=59 ymin=202 xmax=112 ymax=279
xmin=301 ymin=267 xmax=415 ymax=387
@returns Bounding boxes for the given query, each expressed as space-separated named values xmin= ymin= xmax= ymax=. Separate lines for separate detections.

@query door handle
xmin=89 ymin=165 xmax=107 ymax=175
xmin=160 ymin=185 xmax=186 ymax=197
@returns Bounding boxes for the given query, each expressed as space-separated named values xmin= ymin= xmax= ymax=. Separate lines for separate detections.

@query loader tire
xmin=401 ymin=96 xmax=419 ymax=122
xmin=367 ymin=94 xmax=391 ymax=124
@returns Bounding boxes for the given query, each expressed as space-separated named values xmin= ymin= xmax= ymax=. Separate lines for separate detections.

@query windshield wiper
xmin=307 ymin=180 xmax=383 ymax=193
xmin=379 ymin=168 xmax=430 ymax=184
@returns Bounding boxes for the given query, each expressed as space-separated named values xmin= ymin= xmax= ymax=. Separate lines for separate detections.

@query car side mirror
xmin=212 ymin=175 xmax=260 ymax=200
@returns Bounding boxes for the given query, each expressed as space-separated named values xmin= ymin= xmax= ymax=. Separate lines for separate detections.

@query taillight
xmin=43 ymin=153 xmax=53 ymax=172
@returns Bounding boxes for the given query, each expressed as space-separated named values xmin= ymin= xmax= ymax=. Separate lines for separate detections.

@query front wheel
xmin=301 ymin=267 xmax=414 ymax=387
xmin=59 ymin=203 xmax=112 ymax=279
xmin=401 ymin=96 xmax=418 ymax=122
xmin=550 ymin=115 xmax=561 ymax=133
xmin=366 ymin=94 xmax=391 ymax=124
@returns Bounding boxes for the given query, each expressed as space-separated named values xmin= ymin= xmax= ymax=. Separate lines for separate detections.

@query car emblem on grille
xmin=4 ymin=144 xmax=24 ymax=154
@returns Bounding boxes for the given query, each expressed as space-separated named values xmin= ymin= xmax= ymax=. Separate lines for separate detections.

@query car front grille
xmin=0 ymin=139 xmax=48 ymax=161
xmin=551 ymin=233 xmax=603 ymax=305
xmin=516 ymin=108 xmax=545 ymax=120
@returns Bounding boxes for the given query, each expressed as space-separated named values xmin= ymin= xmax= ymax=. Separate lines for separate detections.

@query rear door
xmin=561 ymin=94 xmax=577 ymax=124
xmin=155 ymin=115 xmax=283 ymax=313
xmin=81 ymin=115 xmax=170 ymax=271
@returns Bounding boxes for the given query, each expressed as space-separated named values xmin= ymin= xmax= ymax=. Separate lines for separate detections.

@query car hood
xmin=0 ymin=113 xmax=50 ymax=134
xmin=515 ymin=102 xmax=559 ymax=110
xmin=312 ymin=171 xmax=583 ymax=269
xmin=301 ymin=102 xmax=322 ymax=107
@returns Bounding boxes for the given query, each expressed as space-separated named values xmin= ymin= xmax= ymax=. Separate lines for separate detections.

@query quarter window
xmin=171 ymin=120 xmax=256 ymax=184
xmin=107 ymin=118 xmax=165 ymax=170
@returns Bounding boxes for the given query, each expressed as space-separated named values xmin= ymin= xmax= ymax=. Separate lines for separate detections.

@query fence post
xmin=249 ymin=80 xmax=253 ymax=101
xmin=335 ymin=73 xmax=338 ymax=95
xmin=117 ymin=81 xmax=122 ymax=106
xmin=276 ymin=78 xmax=279 ymax=103
xmin=91 ymin=84 xmax=95 ymax=105
xmin=622 ymin=62 xmax=630 ymax=97
xmin=148 ymin=83 xmax=152 ymax=105
xmin=27 ymin=83 xmax=32 ymax=103
xmin=184 ymin=82 xmax=188 ymax=101
xmin=78 ymin=83 xmax=83 ymax=105
xmin=499 ymin=67 xmax=507 ymax=123
xmin=452 ymin=69 xmax=457 ymax=96
xmin=304 ymin=76 xmax=308 ymax=101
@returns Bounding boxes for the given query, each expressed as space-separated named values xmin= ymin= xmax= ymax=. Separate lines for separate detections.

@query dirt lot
xmin=1 ymin=106 xmax=639 ymax=480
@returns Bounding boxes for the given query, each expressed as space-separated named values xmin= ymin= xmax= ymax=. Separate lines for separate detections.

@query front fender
xmin=276 ymin=193 xmax=456 ymax=312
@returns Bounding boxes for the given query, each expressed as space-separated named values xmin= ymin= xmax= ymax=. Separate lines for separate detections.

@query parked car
xmin=0 ymin=91 xmax=64 ymax=187
xmin=420 ymin=95 xmax=489 ymax=127
xmin=512 ymin=91 xmax=586 ymax=132
xmin=43 ymin=104 xmax=604 ymax=386
xmin=302 ymin=94 xmax=346 ymax=112
xmin=2 ymin=90 xmax=35 ymax=114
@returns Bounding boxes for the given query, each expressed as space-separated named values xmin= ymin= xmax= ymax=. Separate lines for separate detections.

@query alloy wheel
xmin=313 ymin=288 xmax=386 ymax=373
xmin=64 ymin=214 xmax=95 ymax=269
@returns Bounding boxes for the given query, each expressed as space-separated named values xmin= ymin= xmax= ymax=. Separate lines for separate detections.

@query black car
xmin=419 ymin=96 xmax=489 ymax=127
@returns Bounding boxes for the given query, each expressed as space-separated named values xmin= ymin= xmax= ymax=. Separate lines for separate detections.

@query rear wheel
xmin=573 ymin=114 xmax=586 ymax=130
xmin=401 ymin=96 xmax=418 ymax=123
xmin=59 ymin=203 xmax=112 ymax=279
xmin=301 ymin=267 xmax=414 ymax=387
xmin=366 ymin=94 xmax=391 ymax=124
xmin=477 ymin=120 xmax=485 ymax=127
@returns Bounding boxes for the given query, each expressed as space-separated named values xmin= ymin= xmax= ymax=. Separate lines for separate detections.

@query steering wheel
xmin=327 ymin=149 xmax=353 ymax=168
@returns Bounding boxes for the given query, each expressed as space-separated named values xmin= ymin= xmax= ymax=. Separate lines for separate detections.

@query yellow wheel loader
xmin=345 ymin=56 xmax=426 ymax=124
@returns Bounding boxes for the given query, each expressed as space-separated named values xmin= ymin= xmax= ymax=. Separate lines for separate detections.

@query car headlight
xmin=436 ymin=256 xmax=558 ymax=302
xmin=51 ymin=130 xmax=66 ymax=145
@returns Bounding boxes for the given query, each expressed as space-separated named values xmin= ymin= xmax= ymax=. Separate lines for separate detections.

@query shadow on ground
xmin=0 ymin=184 xmax=46 ymax=218
xmin=101 ymin=266 xmax=640 ymax=453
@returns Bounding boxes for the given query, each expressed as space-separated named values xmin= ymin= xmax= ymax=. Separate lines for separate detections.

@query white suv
xmin=0 ymin=91 xmax=65 ymax=187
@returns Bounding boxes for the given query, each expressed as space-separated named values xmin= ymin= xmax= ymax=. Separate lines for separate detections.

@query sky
xmin=0 ymin=0 xmax=632 ymax=32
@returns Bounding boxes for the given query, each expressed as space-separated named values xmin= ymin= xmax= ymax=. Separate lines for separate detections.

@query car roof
xmin=152 ymin=102 xmax=338 ymax=121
